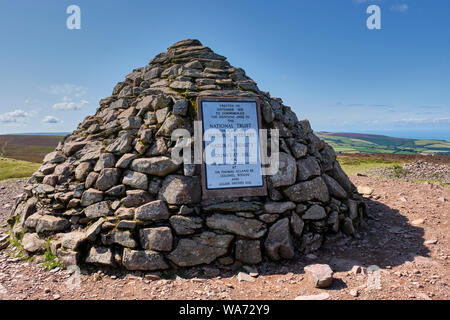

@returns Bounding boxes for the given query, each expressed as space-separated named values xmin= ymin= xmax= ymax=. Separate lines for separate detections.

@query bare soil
xmin=0 ymin=176 xmax=449 ymax=300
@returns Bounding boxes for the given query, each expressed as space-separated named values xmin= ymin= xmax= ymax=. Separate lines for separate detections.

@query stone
xmin=85 ymin=201 xmax=111 ymax=219
xmin=302 ymin=205 xmax=327 ymax=220
xmin=85 ymin=172 xmax=99 ymax=189
xmin=178 ymin=205 xmax=194 ymax=215
xmin=264 ymin=201 xmax=296 ymax=214
xmin=173 ymin=99 xmax=189 ymax=116
xmin=411 ymin=219 xmax=424 ymax=226
xmin=57 ymin=249 xmax=79 ymax=267
xmin=96 ymin=168 xmax=120 ymax=191
xmin=116 ymin=220 xmax=139 ymax=230
xmin=159 ymin=175 xmax=201 ymax=205
xmin=35 ymin=215 xmax=70 ymax=233
xmin=290 ymin=142 xmax=308 ymax=159
xmin=94 ymin=153 xmax=116 ymax=171
xmin=206 ymin=214 xmax=266 ymax=239
xmin=130 ymin=157 xmax=180 ymax=176
xmin=85 ymin=246 xmax=114 ymax=266
xmin=261 ymin=100 xmax=275 ymax=123
xmin=116 ymin=208 xmax=135 ymax=219
xmin=330 ymin=161 xmax=353 ymax=193
xmin=167 ymin=232 xmax=234 ymax=267
xmin=139 ymin=227 xmax=173 ymax=251
xmin=169 ymin=215 xmax=203 ymax=235
xmin=323 ymin=174 xmax=347 ymax=199
xmin=85 ymin=219 xmax=104 ymax=241
xmin=61 ymin=231 xmax=86 ymax=250
xmin=156 ymin=115 xmax=186 ymax=137
xmin=43 ymin=151 xmax=66 ymax=164
xmin=264 ymin=218 xmax=294 ymax=260
xmin=269 ymin=152 xmax=296 ymax=187
xmin=357 ymin=185 xmax=373 ymax=195
xmin=259 ymin=213 xmax=278 ymax=223
xmin=155 ymin=107 xmax=169 ymax=123
xmin=102 ymin=230 xmax=137 ymax=248
xmin=296 ymin=157 xmax=321 ymax=181
xmin=290 ymin=213 xmax=305 ymax=237
xmin=75 ymin=162 xmax=92 ymax=181
xmin=327 ymin=211 xmax=339 ymax=233
xmin=24 ymin=213 xmax=41 ymax=229
xmin=120 ymin=116 xmax=141 ymax=130
xmin=105 ymin=184 xmax=126 ymax=197
xmin=237 ymin=272 xmax=255 ymax=282
xmin=134 ymin=200 xmax=169 ymax=221
xmin=22 ymin=233 xmax=45 ymax=252
xmin=122 ymin=190 xmax=152 ymax=207
xmin=342 ymin=217 xmax=355 ymax=235
xmin=122 ymin=170 xmax=148 ymax=190
xmin=109 ymin=98 xmax=128 ymax=110
xmin=351 ymin=265 xmax=364 ymax=275
xmin=81 ymin=188 xmax=103 ymax=206
xmin=122 ymin=249 xmax=168 ymax=271
xmin=304 ymin=264 xmax=334 ymax=288
xmin=283 ymin=177 xmax=330 ymax=203
xmin=115 ymin=153 xmax=137 ymax=169
xmin=151 ymin=95 xmax=172 ymax=110
xmin=106 ymin=131 xmax=133 ymax=153
xmin=170 ymin=80 xmax=196 ymax=91
xmin=235 ymin=240 xmax=262 ymax=264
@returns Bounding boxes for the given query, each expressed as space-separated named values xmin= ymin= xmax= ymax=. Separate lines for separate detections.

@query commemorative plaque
xmin=197 ymin=97 xmax=267 ymax=199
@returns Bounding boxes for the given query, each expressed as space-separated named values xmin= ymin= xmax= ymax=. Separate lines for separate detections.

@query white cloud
xmin=0 ymin=109 xmax=31 ymax=123
xmin=42 ymin=116 xmax=63 ymax=124
xmin=389 ymin=4 xmax=408 ymax=12
xmin=47 ymin=84 xmax=87 ymax=97
xmin=52 ymin=96 xmax=88 ymax=111
xmin=395 ymin=117 xmax=450 ymax=124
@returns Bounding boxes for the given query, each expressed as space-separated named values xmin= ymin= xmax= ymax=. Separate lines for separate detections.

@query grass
xmin=42 ymin=241 xmax=63 ymax=270
xmin=337 ymin=155 xmax=403 ymax=176
xmin=0 ymin=157 xmax=40 ymax=182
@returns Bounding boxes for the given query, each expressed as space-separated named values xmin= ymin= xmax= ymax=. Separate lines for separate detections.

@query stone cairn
xmin=7 ymin=39 xmax=366 ymax=271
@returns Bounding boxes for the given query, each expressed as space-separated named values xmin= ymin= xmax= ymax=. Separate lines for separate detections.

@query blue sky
xmin=0 ymin=0 xmax=449 ymax=140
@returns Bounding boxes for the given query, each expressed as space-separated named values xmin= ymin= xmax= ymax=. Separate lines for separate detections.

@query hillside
xmin=317 ymin=132 xmax=450 ymax=155
xmin=0 ymin=135 xmax=64 ymax=163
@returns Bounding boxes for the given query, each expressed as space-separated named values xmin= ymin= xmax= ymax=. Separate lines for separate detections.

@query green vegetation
xmin=391 ymin=165 xmax=410 ymax=178
xmin=42 ymin=241 xmax=63 ymax=270
xmin=318 ymin=132 xmax=450 ymax=155
xmin=7 ymin=235 xmax=33 ymax=261
xmin=0 ymin=157 xmax=40 ymax=182
xmin=337 ymin=155 xmax=402 ymax=176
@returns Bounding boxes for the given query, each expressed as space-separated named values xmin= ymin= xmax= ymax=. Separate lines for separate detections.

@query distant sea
xmin=360 ymin=130 xmax=450 ymax=141
xmin=1 ymin=130 xmax=449 ymax=142
xmin=316 ymin=129 xmax=449 ymax=141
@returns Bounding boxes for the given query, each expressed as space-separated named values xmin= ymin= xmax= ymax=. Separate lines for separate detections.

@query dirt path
xmin=0 ymin=177 xmax=448 ymax=300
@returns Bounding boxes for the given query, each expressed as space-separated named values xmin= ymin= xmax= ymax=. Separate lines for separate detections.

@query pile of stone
xmin=372 ymin=160 xmax=450 ymax=183
xmin=401 ymin=161 xmax=450 ymax=183
xmin=7 ymin=39 xmax=365 ymax=271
